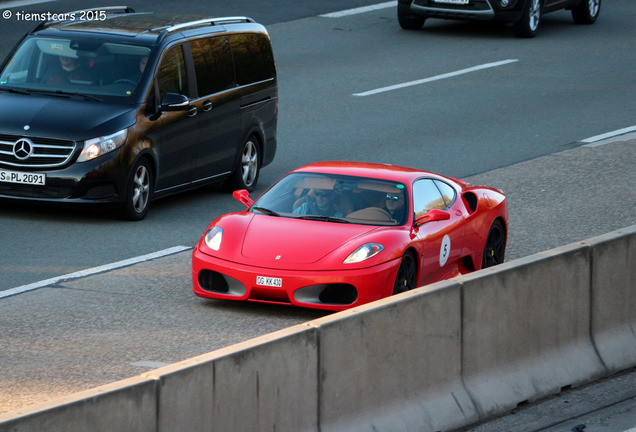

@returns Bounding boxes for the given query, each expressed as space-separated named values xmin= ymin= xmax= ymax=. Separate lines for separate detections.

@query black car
xmin=397 ymin=0 xmax=601 ymax=37
xmin=0 ymin=7 xmax=278 ymax=219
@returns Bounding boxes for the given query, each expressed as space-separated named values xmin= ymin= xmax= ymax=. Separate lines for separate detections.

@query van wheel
xmin=121 ymin=158 xmax=152 ymax=221
xmin=513 ymin=0 xmax=542 ymax=38
xmin=398 ymin=3 xmax=425 ymax=30
xmin=227 ymin=136 xmax=260 ymax=192
xmin=572 ymin=0 xmax=600 ymax=24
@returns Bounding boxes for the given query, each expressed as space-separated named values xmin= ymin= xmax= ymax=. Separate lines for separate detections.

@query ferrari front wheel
xmin=482 ymin=220 xmax=506 ymax=268
xmin=393 ymin=252 xmax=417 ymax=295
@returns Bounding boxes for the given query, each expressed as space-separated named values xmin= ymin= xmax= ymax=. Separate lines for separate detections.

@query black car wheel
xmin=513 ymin=0 xmax=542 ymax=38
xmin=393 ymin=252 xmax=417 ymax=295
xmin=121 ymin=158 xmax=152 ymax=221
xmin=398 ymin=2 xmax=426 ymax=30
xmin=572 ymin=0 xmax=600 ymax=24
xmin=482 ymin=220 xmax=506 ymax=268
xmin=227 ymin=136 xmax=260 ymax=192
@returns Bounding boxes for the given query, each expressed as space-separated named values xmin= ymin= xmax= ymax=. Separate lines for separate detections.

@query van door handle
xmin=187 ymin=106 xmax=198 ymax=117
xmin=202 ymin=101 xmax=212 ymax=112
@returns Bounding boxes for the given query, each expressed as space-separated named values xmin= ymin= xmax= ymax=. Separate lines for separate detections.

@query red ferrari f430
xmin=192 ymin=162 xmax=508 ymax=311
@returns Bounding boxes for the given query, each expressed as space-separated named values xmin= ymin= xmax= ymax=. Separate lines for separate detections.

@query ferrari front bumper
xmin=192 ymin=246 xmax=401 ymax=312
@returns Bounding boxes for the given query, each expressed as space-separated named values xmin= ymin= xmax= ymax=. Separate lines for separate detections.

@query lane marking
xmin=353 ymin=59 xmax=519 ymax=96
xmin=582 ymin=125 xmax=636 ymax=147
xmin=320 ymin=1 xmax=394 ymax=18
xmin=2 ymin=0 xmax=56 ymax=7
xmin=131 ymin=361 xmax=171 ymax=368
xmin=0 ymin=245 xmax=191 ymax=299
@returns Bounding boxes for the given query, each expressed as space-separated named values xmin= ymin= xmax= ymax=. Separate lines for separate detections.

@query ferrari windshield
xmin=0 ymin=36 xmax=151 ymax=99
xmin=252 ymin=172 xmax=409 ymax=226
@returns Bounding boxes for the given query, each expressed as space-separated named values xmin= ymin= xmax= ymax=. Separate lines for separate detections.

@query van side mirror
xmin=233 ymin=189 xmax=254 ymax=208
xmin=414 ymin=208 xmax=451 ymax=227
xmin=160 ymin=93 xmax=191 ymax=112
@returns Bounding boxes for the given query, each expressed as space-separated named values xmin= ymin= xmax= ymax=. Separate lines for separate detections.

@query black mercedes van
xmin=0 ymin=7 xmax=278 ymax=219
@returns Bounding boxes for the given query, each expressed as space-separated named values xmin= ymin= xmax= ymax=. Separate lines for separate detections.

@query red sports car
xmin=192 ymin=162 xmax=508 ymax=311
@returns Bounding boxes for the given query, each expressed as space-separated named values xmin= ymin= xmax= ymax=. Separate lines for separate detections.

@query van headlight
xmin=78 ymin=129 xmax=128 ymax=162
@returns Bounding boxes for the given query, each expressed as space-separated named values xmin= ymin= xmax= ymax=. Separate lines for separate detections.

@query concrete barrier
xmin=459 ymin=243 xmax=606 ymax=418
xmin=0 ymin=376 xmax=156 ymax=432
xmin=586 ymin=224 xmax=636 ymax=373
xmin=143 ymin=324 xmax=319 ymax=432
xmin=1 ymin=225 xmax=634 ymax=432
xmin=313 ymin=282 xmax=477 ymax=432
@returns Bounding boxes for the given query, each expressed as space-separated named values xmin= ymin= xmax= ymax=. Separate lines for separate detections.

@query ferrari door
xmin=411 ymin=178 xmax=466 ymax=286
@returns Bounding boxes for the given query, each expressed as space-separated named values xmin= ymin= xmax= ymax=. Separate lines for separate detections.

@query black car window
xmin=413 ymin=179 xmax=446 ymax=219
xmin=189 ymin=36 xmax=235 ymax=96
xmin=229 ymin=33 xmax=275 ymax=86
xmin=434 ymin=180 xmax=456 ymax=208
xmin=156 ymin=45 xmax=189 ymax=100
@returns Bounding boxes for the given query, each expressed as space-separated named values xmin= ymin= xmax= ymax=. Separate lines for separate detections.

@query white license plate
xmin=256 ymin=276 xmax=283 ymax=288
xmin=432 ymin=0 xmax=470 ymax=4
xmin=0 ymin=169 xmax=46 ymax=185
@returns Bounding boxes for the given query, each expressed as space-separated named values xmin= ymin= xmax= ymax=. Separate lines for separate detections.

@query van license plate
xmin=0 ymin=169 xmax=46 ymax=185
xmin=256 ymin=276 xmax=282 ymax=288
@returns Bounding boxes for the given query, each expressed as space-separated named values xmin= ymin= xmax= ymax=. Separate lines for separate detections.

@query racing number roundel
xmin=439 ymin=234 xmax=451 ymax=267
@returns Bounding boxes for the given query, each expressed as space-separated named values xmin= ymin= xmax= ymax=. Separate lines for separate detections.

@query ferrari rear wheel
xmin=393 ymin=252 xmax=417 ymax=295
xmin=482 ymin=220 xmax=506 ymax=268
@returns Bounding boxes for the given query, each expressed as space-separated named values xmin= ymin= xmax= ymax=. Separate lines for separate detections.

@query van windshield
xmin=0 ymin=36 xmax=152 ymax=100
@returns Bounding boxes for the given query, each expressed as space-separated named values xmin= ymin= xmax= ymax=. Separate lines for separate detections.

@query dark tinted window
xmin=229 ymin=33 xmax=275 ymax=85
xmin=157 ymin=45 xmax=189 ymax=100
xmin=189 ymin=36 xmax=235 ymax=96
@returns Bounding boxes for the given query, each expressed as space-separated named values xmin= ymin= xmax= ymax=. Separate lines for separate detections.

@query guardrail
xmin=1 ymin=224 xmax=634 ymax=432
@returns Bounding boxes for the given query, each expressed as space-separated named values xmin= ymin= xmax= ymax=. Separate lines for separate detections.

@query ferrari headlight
xmin=204 ymin=227 xmax=223 ymax=251
xmin=78 ymin=129 xmax=128 ymax=162
xmin=344 ymin=243 xmax=384 ymax=264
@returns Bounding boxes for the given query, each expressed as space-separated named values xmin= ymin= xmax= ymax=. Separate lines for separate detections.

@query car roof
xmin=291 ymin=161 xmax=458 ymax=185
xmin=31 ymin=8 xmax=257 ymax=45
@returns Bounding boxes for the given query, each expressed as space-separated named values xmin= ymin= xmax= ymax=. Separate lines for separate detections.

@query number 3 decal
xmin=439 ymin=234 xmax=451 ymax=267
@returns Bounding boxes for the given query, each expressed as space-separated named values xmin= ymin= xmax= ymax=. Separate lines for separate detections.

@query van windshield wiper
xmin=28 ymin=88 xmax=102 ymax=102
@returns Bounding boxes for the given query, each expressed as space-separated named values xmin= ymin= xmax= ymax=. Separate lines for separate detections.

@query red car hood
xmin=240 ymin=215 xmax=378 ymax=265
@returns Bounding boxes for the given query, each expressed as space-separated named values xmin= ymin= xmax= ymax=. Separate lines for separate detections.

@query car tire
xmin=571 ymin=0 xmax=600 ymax=24
xmin=393 ymin=251 xmax=417 ymax=295
xmin=482 ymin=219 xmax=506 ymax=268
xmin=227 ymin=135 xmax=260 ymax=192
xmin=398 ymin=3 xmax=426 ymax=30
xmin=513 ymin=0 xmax=542 ymax=38
xmin=120 ymin=158 xmax=152 ymax=221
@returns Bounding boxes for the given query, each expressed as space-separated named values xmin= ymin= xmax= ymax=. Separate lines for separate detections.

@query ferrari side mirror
xmin=414 ymin=208 xmax=451 ymax=227
xmin=233 ymin=189 xmax=254 ymax=208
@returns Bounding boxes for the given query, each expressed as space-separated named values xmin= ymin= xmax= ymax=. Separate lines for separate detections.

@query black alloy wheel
xmin=393 ymin=252 xmax=417 ymax=295
xmin=482 ymin=220 xmax=506 ymax=268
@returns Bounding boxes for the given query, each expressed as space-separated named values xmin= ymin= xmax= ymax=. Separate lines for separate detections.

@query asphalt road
xmin=0 ymin=0 xmax=635 ymax=428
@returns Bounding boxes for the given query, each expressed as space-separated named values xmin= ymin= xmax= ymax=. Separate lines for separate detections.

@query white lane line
xmin=353 ymin=59 xmax=519 ymax=97
xmin=582 ymin=125 xmax=636 ymax=146
xmin=2 ymin=0 xmax=56 ymax=8
xmin=321 ymin=1 xmax=394 ymax=18
xmin=0 ymin=245 xmax=191 ymax=299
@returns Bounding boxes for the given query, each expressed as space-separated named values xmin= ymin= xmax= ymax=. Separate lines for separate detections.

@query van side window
xmin=157 ymin=45 xmax=189 ymax=100
xmin=229 ymin=33 xmax=275 ymax=85
xmin=189 ymin=36 xmax=235 ymax=96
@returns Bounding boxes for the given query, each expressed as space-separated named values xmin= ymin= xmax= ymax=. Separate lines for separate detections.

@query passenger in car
xmin=293 ymin=189 xmax=344 ymax=218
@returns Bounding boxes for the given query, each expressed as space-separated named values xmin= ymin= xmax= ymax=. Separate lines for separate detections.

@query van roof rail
xmin=31 ymin=6 xmax=136 ymax=32
xmin=157 ymin=16 xmax=255 ymax=41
